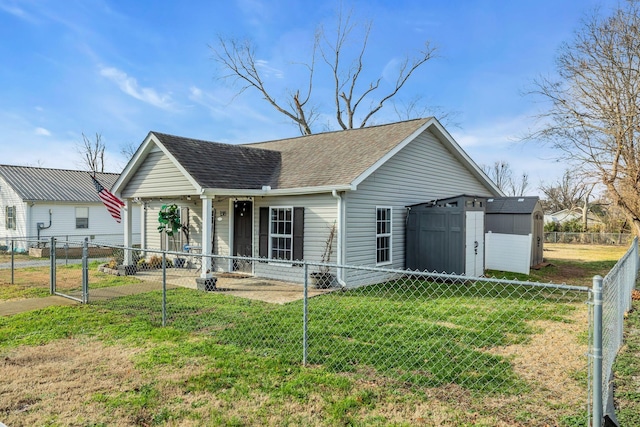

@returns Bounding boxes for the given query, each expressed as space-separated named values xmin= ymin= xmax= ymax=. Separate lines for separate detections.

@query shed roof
xmin=0 ymin=165 xmax=118 ymax=203
xmin=485 ymin=196 xmax=540 ymax=214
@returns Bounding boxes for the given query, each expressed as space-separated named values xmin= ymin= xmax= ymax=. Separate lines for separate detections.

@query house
xmin=0 ymin=165 xmax=139 ymax=252
xmin=112 ymin=118 xmax=502 ymax=287
xmin=484 ymin=196 xmax=545 ymax=274
xmin=544 ymin=208 xmax=604 ymax=229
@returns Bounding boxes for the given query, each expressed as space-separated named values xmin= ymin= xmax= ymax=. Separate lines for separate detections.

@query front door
xmin=233 ymin=201 xmax=253 ymax=272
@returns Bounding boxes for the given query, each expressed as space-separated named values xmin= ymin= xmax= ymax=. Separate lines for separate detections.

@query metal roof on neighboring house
xmin=485 ymin=196 xmax=541 ymax=214
xmin=0 ymin=165 xmax=119 ymax=202
xmin=151 ymin=118 xmax=433 ymax=190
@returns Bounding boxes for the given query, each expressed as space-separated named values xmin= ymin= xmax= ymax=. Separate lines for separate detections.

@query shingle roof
xmin=150 ymin=118 xmax=431 ymax=190
xmin=0 ymin=165 xmax=119 ymax=202
xmin=485 ymin=196 xmax=540 ymax=214
xmin=248 ymin=118 xmax=431 ymax=188
xmin=153 ymin=133 xmax=282 ymax=189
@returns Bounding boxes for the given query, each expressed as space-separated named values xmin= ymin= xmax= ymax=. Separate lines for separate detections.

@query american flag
xmin=91 ymin=175 xmax=125 ymax=223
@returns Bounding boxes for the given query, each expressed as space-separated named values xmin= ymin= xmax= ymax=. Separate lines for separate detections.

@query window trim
xmin=75 ymin=206 xmax=89 ymax=229
xmin=376 ymin=206 xmax=392 ymax=266
xmin=268 ymin=206 xmax=294 ymax=261
xmin=5 ymin=205 xmax=16 ymax=230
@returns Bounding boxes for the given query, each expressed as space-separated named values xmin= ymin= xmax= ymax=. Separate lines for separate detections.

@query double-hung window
xmin=376 ymin=207 xmax=392 ymax=265
xmin=270 ymin=207 xmax=293 ymax=261
xmin=76 ymin=207 xmax=89 ymax=229
xmin=5 ymin=206 xmax=16 ymax=230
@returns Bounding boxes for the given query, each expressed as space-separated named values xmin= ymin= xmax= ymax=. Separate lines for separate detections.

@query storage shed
xmin=485 ymin=196 xmax=544 ymax=268
xmin=406 ymin=195 xmax=486 ymax=276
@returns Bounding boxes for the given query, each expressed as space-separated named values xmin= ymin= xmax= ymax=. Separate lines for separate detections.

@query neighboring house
xmin=112 ymin=118 xmax=502 ymax=287
xmin=544 ymin=208 xmax=604 ymax=229
xmin=485 ymin=196 xmax=545 ymax=274
xmin=0 ymin=165 xmax=139 ymax=252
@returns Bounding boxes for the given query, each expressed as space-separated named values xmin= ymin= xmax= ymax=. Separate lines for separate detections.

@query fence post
xmin=10 ymin=240 xmax=14 ymax=285
xmin=592 ymin=275 xmax=603 ymax=427
xmin=303 ymin=262 xmax=309 ymax=366
xmin=49 ymin=236 xmax=56 ymax=294
xmin=162 ymin=251 xmax=167 ymax=327
xmin=82 ymin=238 xmax=89 ymax=304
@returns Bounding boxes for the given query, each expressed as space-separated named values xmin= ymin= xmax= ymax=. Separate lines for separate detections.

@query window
xmin=270 ymin=207 xmax=293 ymax=260
xmin=259 ymin=207 xmax=304 ymax=262
xmin=76 ymin=207 xmax=89 ymax=229
xmin=376 ymin=207 xmax=392 ymax=265
xmin=5 ymin=206 xmax=16 ymax=230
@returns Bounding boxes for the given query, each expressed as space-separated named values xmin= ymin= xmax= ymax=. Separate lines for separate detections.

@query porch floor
xmin=133 ymin=268 xmax=333 ymax=304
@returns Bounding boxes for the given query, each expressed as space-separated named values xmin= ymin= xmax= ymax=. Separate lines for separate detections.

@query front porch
xmin=131 ymin=268 xmax=332 ymax=304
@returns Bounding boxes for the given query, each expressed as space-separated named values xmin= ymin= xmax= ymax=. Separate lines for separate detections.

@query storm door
xmin=233 ymin=200 xmax=253 ymax=272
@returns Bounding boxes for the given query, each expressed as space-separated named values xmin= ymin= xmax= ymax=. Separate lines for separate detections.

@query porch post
xmin=200 ymin=196 xmax=213 ymax=278
xmin=123 ymin=198 xmax=133 ymax=265
xmin=140 ymin=201 xmax=147 ymax=256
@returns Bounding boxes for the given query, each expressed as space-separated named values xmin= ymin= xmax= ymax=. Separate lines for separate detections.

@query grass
xmin=0 ymin=242 xmax=633 ymax=425
xmin=1 ymin=278 xmax=589 ymax=425
xmin=0 ymin=260 xmax=141 ymax=301
xmin=612 ymin=299 xmax=640 ymax=427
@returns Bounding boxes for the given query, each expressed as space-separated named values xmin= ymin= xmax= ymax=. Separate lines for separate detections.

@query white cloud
xmin=0 ymin=2 xmax=34 ymax=22
xmin=99 ymin=66 xmax=174 ymax=110
xmin=255 ymin=60 xmax=284 ymax=79
xmin=34 ymin=127 xmax=51 ymax=136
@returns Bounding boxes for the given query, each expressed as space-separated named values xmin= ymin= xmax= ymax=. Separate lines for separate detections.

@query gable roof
xmin=153 ymin=133 xmax=282 ymax=189
xmin=246 ymin=118 xmax=432 ymax=189
xmin=114 ymin=118 xmax=501 ymax=196
xmin=0 ymin=165 xmax=118 ymax=203
xmin=485 ymin=196 xmax=541 ymax=214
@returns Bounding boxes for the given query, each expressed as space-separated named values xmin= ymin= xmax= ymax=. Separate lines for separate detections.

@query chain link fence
xmin=64 ymin=241 xmax=593 ymax=424
xmin=544 ymin=231 xmax=633 ymax=245
xmin=7 ymin=236 xmax=639 ymax=425
xmin=594 ymin=237 xmax=639 ymax=426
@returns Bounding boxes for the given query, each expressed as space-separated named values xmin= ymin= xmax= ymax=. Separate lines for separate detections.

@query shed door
xmin=465 ymin=211 xmax=484 ymax=277
xmin=532 ymin=212 xmax=544 ymax=266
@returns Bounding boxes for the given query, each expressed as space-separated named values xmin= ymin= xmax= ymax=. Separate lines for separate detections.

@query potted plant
xmin=311 ymin=222 xmax=336 ymax=289
xmin=158 ymin=203 xmax=186 ymax=268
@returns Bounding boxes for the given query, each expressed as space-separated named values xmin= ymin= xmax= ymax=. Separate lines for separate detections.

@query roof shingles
xmin=151 ymin=118 xmax=430 ymax=191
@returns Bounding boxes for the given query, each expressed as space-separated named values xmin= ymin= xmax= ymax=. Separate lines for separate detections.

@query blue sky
xmin=0 ymin=0 xmax=621 ymax=194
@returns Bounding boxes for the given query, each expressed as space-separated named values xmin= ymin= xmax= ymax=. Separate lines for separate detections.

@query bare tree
xmin=77 ymin=132 xmax=105 ymax=173
xmin=481 ymin=160 xmax=530 ymax=196
xmin=210 ymin=6 xmax=436 ymax=135
xmin=392 ymin=95 xmax=461 ymax=129
xmin=539 ymin=170 xmax=597 ymax=230
xmin=529 ymin=1 xmax=640 ymax=237
xmin=539 ymin=170 xmax=590 ymax=213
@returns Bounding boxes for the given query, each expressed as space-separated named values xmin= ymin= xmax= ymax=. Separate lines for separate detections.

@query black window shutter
xmin=259 ymin=207 xmax=269 ymax=258
xmin=293 ymin=207 xmax=304 ymax=261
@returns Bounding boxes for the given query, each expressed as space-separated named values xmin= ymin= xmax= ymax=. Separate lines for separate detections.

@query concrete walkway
xmin=0 ymin=295 xmax=78 ymax=316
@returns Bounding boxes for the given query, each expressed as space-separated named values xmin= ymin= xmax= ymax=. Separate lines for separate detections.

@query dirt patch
xmin=0 ymin=339 xmax=145 ymax=426
xmin=484 ymin=307 xmax=588 ymax=424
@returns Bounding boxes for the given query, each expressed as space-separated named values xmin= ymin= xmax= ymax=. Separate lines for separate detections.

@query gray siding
xmin=252 ymin=194 xmax=337 ymax=283
xmin=122 ymin=148 xmax=196 ymax=198
xmin=485 ymin=213 xmax=533 ymax=235
xmin=345 ymin=129 xmax=494 ymax=270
